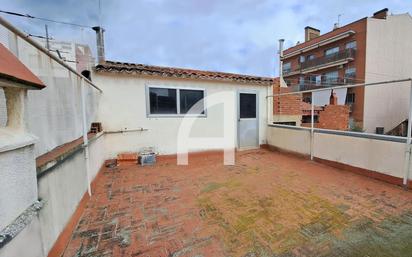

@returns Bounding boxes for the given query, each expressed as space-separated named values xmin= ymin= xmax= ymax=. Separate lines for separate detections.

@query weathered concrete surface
xmin=62 ymin=149 xmax=412 ymax=257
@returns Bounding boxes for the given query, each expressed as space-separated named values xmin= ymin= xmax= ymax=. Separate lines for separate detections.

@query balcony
xmin=283 ymin=48 xmax=356 ymax=77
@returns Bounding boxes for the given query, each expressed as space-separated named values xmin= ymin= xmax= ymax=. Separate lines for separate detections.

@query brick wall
xmin=318 ymin=105 xmax=350 ymax=130
xmin=273 ymin=85 xmax=302 ymax=115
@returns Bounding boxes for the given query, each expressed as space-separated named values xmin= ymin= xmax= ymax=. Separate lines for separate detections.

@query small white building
xmin=93 ymin=61 xmax=273 ymax=157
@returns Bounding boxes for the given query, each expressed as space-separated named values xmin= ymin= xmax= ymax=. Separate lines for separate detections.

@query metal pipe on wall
xmin=403 ymin=80 xmax=412 ymax=188
xmin=310 ymin=92 xmax=314 ymax=160
xmin=278 ymin=39 xmax=285 ymax=85
xmin=80 ymin=77 xmax=92 ymax=196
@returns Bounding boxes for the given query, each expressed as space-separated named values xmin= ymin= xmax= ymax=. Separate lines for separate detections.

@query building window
xmin=316 ymin=75 xmax=322 ymax=85
xmin=307 ymin=75 xmax=316 ymax=84
xmin=239 ymin=93 xmax=256 ymax=118
xmin=346 ymin=41 xmax=357 ymax=50
xmin=346 ymin=92 xmax=355 ymax=104
xmin=149 ymin=87 xmax=177 ymax=114
xmin=283 ymin=62 xmax=291 ymax=74
xmin=323 ymin=71 xmax=339 ymax=85
xmin=299 ymin=76 xmax=305 ymax=90
xmin=307 ymin=54 xmax=315 ymax=61
xmin=180 ymin=89 xmax=204 ymax=114
xmin=299 ymin=56 xmax=305 ymax=63
xmin=345 ymin=67 xmax=356 ymax=83
xmin=148 ymin=87 xmax=205 ymax=116
xmin=303 ymin=96 xmax=312 ymax=104
xmin=324 ymin=46 xmax=339 ymax=56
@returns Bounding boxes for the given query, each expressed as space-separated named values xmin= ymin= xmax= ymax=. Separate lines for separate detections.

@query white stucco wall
xmin=0 ymin=144 xmax=37 ymax=231
xmin=0 ymin=26 xmax=101 ymax=157
xmin=314 ymin=133 xmax=406 ymax=179
xmin=37 ymin=134 xmax=105 ymax=254
xmin=0 ymin=217 xmax=43 ymax=257
xmin=364 ymin=14 xmax=412 ymax=133
xmin=88 ymin=133 xmax=106 ymax=179
xmin=267 ymin=126 xmax=311 ymax=155
xmin=94 ymin=72 xmax=268 ymax=158
xmin=0 ymin=22 xmax=103 ymax=257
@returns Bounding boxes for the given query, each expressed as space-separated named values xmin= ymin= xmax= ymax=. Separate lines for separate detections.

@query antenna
xmin=337 ymin=13 xmax=343 ymax=27
xmin=45 ymin=24 xmax=50 ymax=51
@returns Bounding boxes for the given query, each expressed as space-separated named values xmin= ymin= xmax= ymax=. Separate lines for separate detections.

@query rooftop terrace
xmin=61 ymin=149 xmax=412 ymax=257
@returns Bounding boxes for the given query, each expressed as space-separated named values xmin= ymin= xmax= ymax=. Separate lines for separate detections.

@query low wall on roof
xmin=267 ymin=124 xmax=412 ymax=187
xmin=37 ymin=133 xmax=105 ymax=255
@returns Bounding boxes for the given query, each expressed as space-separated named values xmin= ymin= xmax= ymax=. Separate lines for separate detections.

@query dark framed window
xmin=239 ymin=93 xmax=256 ymax=119
xmin=282 ymin=62 xmax=291 ymax=74
xmin=148 ymin=87 xmax=205 ymax=116
xmin=180 ymin=89 xmax=204 ymax=114
xmin=149 ymin=87 xmax=177 ymax=114
xmin=346 ymin=92 xmax=356 ymax=104
xmin=324 ymin=46 xmax=339 ymax=56
xmin=346 ymin=41 xmax=357 ymax=50
xmin=307 ymin=54 xmax=315 ymax=61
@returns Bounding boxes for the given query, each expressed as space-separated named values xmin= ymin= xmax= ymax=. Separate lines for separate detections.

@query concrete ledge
xmin=0 ymin=129 xmax=38 ymax=153
xmin=36 ymin=132 xmax=104 ymax=178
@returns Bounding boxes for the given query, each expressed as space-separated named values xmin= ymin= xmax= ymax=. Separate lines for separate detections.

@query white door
xmin=238 ymin=91 xmax=259 ymax=149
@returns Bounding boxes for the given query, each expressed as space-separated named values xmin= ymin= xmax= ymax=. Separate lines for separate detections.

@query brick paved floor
xmin=62 ymin=149 xmax=412 ymax=257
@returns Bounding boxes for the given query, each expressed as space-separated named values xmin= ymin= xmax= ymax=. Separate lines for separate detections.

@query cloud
xmin=0 ymin=0 xmax=411 ymax=77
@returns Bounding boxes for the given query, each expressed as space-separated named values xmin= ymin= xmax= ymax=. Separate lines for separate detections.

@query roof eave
xmin=0 ymin=73 xmax=45 ymax=90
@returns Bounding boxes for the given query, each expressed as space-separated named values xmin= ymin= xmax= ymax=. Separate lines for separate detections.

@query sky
xmin=0 ymin=0 xmax=411 ymax=77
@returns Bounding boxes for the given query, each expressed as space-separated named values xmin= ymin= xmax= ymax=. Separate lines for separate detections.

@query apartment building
xmin=280 ymin=8 xmax=412 ymax=133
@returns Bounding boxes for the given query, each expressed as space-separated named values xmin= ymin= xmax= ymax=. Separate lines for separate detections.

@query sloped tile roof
xmin=0 ymin=43 xmax=45 ymax=89
xmin=95 ymin=61 xmax=274 ymax=86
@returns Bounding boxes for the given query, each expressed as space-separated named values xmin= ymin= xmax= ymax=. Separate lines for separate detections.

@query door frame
xmin=237 ymin=90 xmax=259 ymax=149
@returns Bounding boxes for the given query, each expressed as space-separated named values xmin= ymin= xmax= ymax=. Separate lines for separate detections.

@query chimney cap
xmin=92 ymin=26 xmax=105 ymax=32
xmin=373 ymin=8 xmax=388 ymax=17
xmin=304 ymin=26 xmax=320 ymax=32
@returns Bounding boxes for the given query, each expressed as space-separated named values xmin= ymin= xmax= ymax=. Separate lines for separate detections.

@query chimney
xmin=92 ymin=26 xmax=105 ymax=64
xmin=329 ymin=90 xmax=338 ymax=105
xmin=373 ymin=8 xmax=388 ymax=19
xmin=305 ymin=26 xmax=320 ymax=42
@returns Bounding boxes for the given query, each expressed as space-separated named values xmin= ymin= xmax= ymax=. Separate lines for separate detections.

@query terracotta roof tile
xmin=95 ymin=60 xmax=274 ymax=86
xmin=0 ymin=43 xmax=45 ymax=89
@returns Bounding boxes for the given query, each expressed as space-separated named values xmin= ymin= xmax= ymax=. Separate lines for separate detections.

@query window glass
xmin=309 ymin=75 xmax=317 ymax=84
xmin=316 ymin=75 xmax=322 ymax=85
xmin=240 ymin=93 xmax=256 ymax=118
xmin=346 ymin=41 xmax=357 ymax=50
xmin=283 ymin=62 xmax=291 ymax=73
xmin=323 ymin=71 xmax=339 ymax=84
xmin=149 ymin=88 xmax=177 ymax=114
xmin=299 ymin=76 xmax=305 ymax=85
xmin=346 ymin=92 xmax=356 ymax=104
xmin=345 ymin=67 xmax=356 ymax=78
xmin=324 ymin=46 xmax=339 ymax=56
xmin=307 ymin=54 xmax=315 ymax=61
xmin=180 ymin=89 xmax=204 ymax=114
xmin=299 ymin=56 xmax=305 ymax=63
